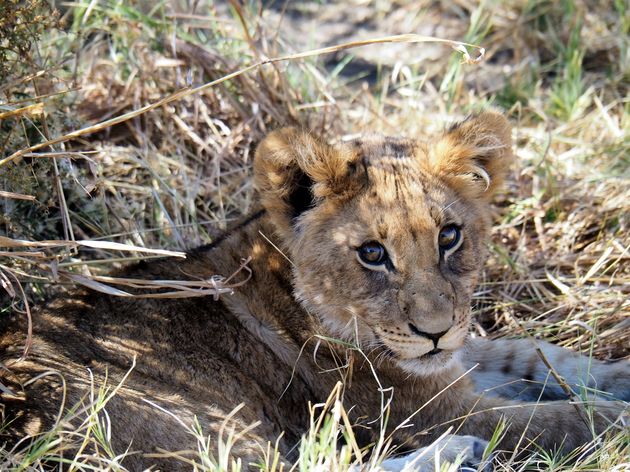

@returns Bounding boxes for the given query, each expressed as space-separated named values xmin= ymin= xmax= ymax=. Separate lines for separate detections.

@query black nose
xmin=408 ymin=323 xmax=448 ymax=347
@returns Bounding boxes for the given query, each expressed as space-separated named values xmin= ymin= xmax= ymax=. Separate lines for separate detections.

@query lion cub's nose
xmin=408 ymin=323 xmax=449 ymax=347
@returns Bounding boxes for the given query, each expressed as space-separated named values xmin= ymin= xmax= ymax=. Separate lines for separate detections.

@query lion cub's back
xmin=0 ymin=258 xmax=304 ymax=465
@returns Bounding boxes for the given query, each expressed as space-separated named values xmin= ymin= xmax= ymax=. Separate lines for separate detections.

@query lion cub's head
xmin=254 ymin=112 xmax=513 ymax=376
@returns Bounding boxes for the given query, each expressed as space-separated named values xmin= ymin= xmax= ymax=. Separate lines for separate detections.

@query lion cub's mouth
xmin=374 ymin=329 xmax=461 ymax=366
xmin=415 ymin=347 xmax=452 ymax=362
xmin=393 ymin=346 xmax=452 ymax=361
xmin=395 ymin=347 xmax=458 ymax=376
xmin=423 ymin=348 xmax=443 ymax=357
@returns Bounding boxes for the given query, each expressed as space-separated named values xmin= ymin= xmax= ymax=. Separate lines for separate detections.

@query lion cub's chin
xmin=396 ymin=349 xmax=461 ymax=377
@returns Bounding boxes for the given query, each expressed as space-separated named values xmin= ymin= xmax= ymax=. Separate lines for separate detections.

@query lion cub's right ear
xmin=425 ymin=111 xmax=513 ymax=200
xmin=254 ymin=128 xmax=361 ymax=241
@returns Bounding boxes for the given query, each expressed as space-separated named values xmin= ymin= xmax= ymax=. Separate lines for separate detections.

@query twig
xmin=0 ymin=34 xmax=484 ymax=167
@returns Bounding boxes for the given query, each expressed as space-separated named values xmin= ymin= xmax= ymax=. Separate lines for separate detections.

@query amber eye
xmin=438 ymin=225 xmax=461 ymax=251
xmin=357 ymin=241 xmax=387 ymax=265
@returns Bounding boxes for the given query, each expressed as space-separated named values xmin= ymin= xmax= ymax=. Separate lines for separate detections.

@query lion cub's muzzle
xmin=388 ymin=321 xmax=465 ymax=360
xmin=408 ymin=323 xmax=449 ymax=355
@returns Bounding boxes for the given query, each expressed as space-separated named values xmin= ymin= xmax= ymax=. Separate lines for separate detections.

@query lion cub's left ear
xmin=425 ymin=111 xmax=513 ymax=200
xmin=254 ymin=127 xmax=362 ymax=242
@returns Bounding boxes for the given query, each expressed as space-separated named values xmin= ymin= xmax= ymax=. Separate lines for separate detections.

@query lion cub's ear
xmin=425 ymin=111 xmax=513 ymax=200
xmin=254 ymin=128 xmax=362 ymax=239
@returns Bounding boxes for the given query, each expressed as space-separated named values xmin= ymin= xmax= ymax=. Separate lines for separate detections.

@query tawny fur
xmin=1 ymin=112 xmax=627 ymax=470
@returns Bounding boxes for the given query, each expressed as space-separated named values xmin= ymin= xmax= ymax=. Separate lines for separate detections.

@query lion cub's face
xmin=255 ymin=113 xmax=513 ymax=376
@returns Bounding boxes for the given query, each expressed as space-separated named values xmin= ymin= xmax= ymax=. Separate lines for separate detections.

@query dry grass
xmin=1 ymin=0 xmax=629 ymax=470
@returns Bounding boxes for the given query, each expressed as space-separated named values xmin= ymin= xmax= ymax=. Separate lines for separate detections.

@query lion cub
xmin=1 ymin=112 xmax=628 ymax=470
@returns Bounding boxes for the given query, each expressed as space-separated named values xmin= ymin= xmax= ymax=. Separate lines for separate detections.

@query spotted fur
xmin=466 ymin=337 xmax=630 ymax=401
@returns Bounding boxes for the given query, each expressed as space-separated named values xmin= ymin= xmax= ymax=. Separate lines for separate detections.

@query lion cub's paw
xmin=378 ymin=434 xmax=492 ymax=472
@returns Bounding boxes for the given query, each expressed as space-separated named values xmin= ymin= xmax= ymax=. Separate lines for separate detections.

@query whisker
xmin=439 ymin=197 xmax=461 ymax=219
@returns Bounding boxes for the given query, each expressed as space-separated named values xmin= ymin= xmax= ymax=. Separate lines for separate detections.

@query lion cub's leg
xmin=377 ymin=435 xmax=491 ymax=472
xmin=465 ymin=337 xmax=630 ymax=401
xmin=454 ymin=390 xmax=626 ymax=456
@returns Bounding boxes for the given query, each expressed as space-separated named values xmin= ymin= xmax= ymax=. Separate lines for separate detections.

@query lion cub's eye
xmin=357 ymin=241 xmax=387 ymax=266
xmin=438 ymin=225 xmax=461 ymax=251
